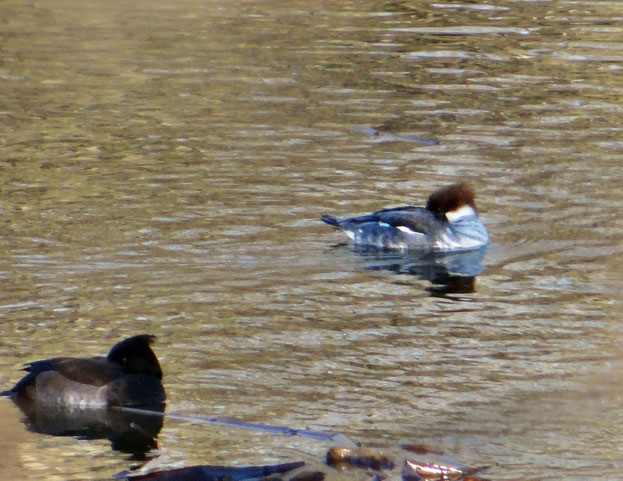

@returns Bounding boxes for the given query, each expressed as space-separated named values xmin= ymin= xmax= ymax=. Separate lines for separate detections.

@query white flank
xmin=445 ymin=205 xmax=476 ymax=222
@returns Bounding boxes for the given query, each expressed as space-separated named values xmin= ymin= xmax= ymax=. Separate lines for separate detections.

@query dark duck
xmin=1 ymin=334 xmax=165 ymax=407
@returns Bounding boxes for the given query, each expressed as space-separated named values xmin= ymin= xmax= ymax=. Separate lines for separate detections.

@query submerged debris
xmin=402 ymin=459 xmax=490 ymax=481
xmin=326 ymin=446 xmax=395 ymax=471
xmin=288 ymin=471 xmax=325 ymax=481
xmin=400 ymin=444 xmax=446 ymax=456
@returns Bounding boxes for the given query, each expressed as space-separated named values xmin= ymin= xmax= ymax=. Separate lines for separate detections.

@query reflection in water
xmin=11 ymin=400 xmax=165 ymax=458
xmin=348 ymin=245 xmax=486 ymax=295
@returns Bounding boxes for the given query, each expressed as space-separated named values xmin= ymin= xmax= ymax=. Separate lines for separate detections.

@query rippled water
xmin=1 ymin=0 xmax=622 ymax=479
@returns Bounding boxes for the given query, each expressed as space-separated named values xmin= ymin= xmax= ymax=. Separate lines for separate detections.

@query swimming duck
xmin=1 ymin=334 xmax=165 ymax=407
xmin=321 ymin=183 xmax=489 ymax=251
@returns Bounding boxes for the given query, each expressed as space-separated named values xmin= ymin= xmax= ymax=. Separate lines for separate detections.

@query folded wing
xmin=323 ymin=206 xmax=438 ymax=234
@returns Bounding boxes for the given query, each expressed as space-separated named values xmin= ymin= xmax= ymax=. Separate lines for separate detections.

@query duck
xmin=1 ymin=334 xmax=165 ymax=407
xmin=321 ymin=183 xmax=489 ymax=251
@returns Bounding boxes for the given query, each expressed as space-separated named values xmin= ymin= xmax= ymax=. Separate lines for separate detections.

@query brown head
xmin=425 ymin=183 xmax=477 ymax=219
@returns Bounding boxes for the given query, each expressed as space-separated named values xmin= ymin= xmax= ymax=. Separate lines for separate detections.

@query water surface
xmin=1 ymin=0 xmax=622 ymax=479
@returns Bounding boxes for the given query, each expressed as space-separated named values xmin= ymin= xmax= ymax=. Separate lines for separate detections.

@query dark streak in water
xmin=351 ymin=126 xmax=440 ymax=145
xmin=117 ymin=407 xmax=360 ymax=448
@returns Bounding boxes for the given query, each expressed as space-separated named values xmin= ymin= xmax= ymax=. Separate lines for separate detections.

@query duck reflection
xmin=350 ymin=245 xmax=486 ymax=295
xmin=14 ymin=401 xmax=165 ymax=457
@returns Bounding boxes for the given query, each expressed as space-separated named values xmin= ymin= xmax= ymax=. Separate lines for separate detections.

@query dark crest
xmin=107 ymin=334 xmax=162 ymax=379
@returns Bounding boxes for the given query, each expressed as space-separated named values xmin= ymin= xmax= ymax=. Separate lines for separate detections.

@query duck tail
xmin=321 ymin=214 xmax=342 ymax=228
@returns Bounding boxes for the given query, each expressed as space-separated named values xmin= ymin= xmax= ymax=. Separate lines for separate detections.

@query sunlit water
xmin=1 ymin=0 xmax=622 ymax=479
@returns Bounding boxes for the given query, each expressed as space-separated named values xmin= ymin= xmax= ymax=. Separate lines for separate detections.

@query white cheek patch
xmin=445 ymin=205 xmax=476 ymax=222
xmin=396 ymin=225 xmax=416 ymax=234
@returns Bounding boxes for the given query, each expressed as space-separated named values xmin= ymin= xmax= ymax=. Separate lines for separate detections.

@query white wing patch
xmin=396 ymin=225 xmax=416 ymax=234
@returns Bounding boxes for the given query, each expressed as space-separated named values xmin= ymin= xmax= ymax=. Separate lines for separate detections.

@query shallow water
xmin=1 ymin=0 xmax=622 ymax=479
